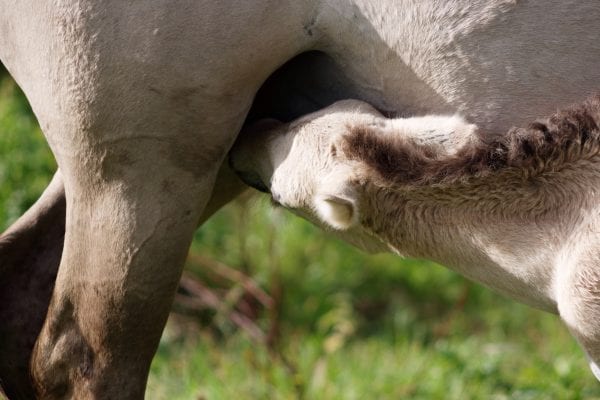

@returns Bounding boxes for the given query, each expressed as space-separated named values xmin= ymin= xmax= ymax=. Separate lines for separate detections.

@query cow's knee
xmin=557 ymin=261 xmax=600 ymax=381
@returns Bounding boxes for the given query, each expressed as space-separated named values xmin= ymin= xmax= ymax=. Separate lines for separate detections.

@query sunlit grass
xmin=149 ymin=310 xmax=598 ymax=400
xmin=146 ymin=200 xmax=600 ymax=400
xmin=0 ymin=76 xmax=56 ymax=230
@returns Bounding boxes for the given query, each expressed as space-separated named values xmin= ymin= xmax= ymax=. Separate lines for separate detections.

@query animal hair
xmin=341 ymin=95 xmax=600 ymax=186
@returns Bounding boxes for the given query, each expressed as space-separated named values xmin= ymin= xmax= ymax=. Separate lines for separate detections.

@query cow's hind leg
xmin=0 ymin=164 xmax=243 ymax=399
xmin=557 ymin=252 xmax=600 ymax=382
xmin=0 ymin=171 xmax=65 ymax=400
xmin=31 ymin=133 xmax=232 ymax=398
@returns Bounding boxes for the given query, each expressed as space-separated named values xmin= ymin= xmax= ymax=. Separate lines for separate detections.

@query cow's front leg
xmin=31 ymin=139 xmax=225 ymax=399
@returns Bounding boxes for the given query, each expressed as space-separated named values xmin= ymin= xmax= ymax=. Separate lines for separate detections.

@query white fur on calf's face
xmin=232 ymin=100 xmax=380 ymax=228
xmin=231 ymin=100 xmax=392 ymax=252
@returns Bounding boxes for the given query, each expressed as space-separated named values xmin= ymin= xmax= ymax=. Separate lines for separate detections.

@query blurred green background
xmin=1 ymin=66 xmax=599 ymax=400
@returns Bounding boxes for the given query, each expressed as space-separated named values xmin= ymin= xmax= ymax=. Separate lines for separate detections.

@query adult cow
xmin=1 ymin=1 xmax=599 ymax=398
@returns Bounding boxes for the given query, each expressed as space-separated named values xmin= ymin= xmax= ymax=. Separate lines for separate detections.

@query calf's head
xmin=230 ymin=99 xmax=476 ymax=252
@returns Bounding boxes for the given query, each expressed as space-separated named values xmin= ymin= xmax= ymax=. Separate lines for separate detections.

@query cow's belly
xmin=5 ymin=0 xmax=600 ymax=153
xmin=317 ymin=0 xmax=600 ymax=133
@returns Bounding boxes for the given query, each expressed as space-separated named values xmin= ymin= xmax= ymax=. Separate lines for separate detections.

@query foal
xmin=230 ymin=96 xmax=600 ymax=380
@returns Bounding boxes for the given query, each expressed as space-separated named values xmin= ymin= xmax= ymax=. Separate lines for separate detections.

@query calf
xmin=230 ymin=97 xmax=600 ymax=380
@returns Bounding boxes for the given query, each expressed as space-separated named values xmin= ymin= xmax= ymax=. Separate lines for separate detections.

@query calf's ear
xmin=315 ymin=193 xmax=358 ymax=230
xmin=314 ymin=166 xmax=359 ymax=230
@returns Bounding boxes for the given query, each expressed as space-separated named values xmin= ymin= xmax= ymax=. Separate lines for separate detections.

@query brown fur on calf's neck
xmin=342 ymin=95 xmax=600 ymax=186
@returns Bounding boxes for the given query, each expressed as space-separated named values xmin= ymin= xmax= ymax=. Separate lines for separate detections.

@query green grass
xmin=148 ymin=200 xmax=600 ymax=400
xmin=149 ymin=325 xmax=596 ymax=400
xmin=1 ymin=72 xmax=599 ymax=399
xmin=0 ymin=75 xmax=56 ymax=229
